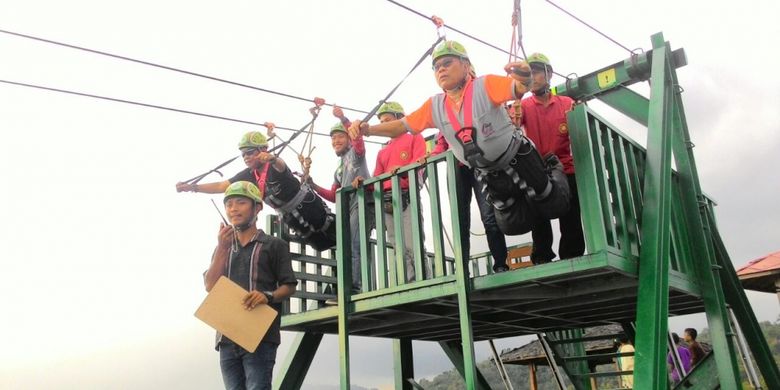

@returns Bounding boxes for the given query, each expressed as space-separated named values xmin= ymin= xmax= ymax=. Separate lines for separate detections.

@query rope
xmin=298 ymin=101 xmax=325 ymax=183
xmin=0 ymin=79 xmax=385 ymax=145
xmin=0 ymin=28 xmax=371 ymax=114
xmin=359 ymin=35 xmax=444 ymax=124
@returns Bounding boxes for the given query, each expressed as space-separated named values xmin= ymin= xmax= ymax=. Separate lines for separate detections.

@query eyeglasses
xmin=241 ymin=148 xmax=260 ymax=157
xmin=432 ymin=58 xmax=457 ymax=71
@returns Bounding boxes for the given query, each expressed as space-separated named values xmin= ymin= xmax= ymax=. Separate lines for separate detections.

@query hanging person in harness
xmin=175 ymin=131 xmax=337 ymax=251
xmin=348 ymin=40 xmax=570 ymax=235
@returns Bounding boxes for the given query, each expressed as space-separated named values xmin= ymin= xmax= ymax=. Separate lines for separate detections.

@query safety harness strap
xmin=252 ymin=163 xmax=272 ymax=199
xmin=443 ymin=80 xmax=485 ymax=168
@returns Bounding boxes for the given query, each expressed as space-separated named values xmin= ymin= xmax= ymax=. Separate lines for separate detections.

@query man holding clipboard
xmin=202 ymin=181 xmax=297 ymax=390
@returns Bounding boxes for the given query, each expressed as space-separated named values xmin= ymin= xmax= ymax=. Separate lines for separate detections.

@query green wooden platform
xmin=269 ymin=33 xmax=779 ymax=390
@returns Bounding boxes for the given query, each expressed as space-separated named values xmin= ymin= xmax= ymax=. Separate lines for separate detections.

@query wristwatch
xmin=262 ymin=290 xmax=274 ymax=304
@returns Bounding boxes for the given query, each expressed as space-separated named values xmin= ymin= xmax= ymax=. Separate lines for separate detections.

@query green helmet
xmin=330 ymin=122 xmax=347 ymax=136
xmin=527 ymin=52 xmax=552 ymax=71
xmin=377 ymin=101 xmax=405 ymax=119
xmin=224 ymin=181 xmax=263 ymax=204
xmin=432 ymin=40 xmax=469 ymax=65
xmin=238 ymin=131 xmax=268 ymax=150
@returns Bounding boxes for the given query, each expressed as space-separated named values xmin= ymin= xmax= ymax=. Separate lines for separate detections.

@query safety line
xmin=0 ymin=28 xmax=371 ymax=114
xmin=0 ymin=79 xmax=386 ymax=144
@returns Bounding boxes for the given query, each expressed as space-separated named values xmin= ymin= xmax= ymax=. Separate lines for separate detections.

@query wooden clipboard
xmin=195 ymin=276 xmax=278 ymax=352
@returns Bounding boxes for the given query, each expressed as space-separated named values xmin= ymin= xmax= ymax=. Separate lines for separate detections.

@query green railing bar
xmin=356 ymin=183 xmax=372 ymax=292
xmin=603 ymin=126 xmax=631 ymax=259
xmin=426 ymin=160 xmax=446 ymax=277
xmin=444 ymin=151 xmax=478 ymax=388
xmin=407 ymin=169 xmax=425 ymax=282
xmin=373 ymin=181 xmax=388 ymax=290
xmin=568 ymin=104 xmax=609 ymax=253
xmin=393 ymin=338 xmax=414 ymax=390
xmin=273 ymin=331 xmax=323 ymax=390
xmin=391 ymin=174 xmax=406 ymax=286
xmin=334 ymin=189 xmax=352 ymax=389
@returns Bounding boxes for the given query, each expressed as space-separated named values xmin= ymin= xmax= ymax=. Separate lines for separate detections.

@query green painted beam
xmin=273 ymin=332 xmax=324 ymax=390
xmin=633 ymin=32 xmax=674 ymax=390
xmin=445 ymin=151 xmax=479 ymax=389
xmin=393 ymin=339 xmax=414 ymax=390
xmin=709 ymin=221 xmax=780 ymax=388
xmin=552 ymin=43 xmax=686 ymax=102
xmin=599 ymin=86 xmax=650 ymax=126
xmin=334 ymin=189 xmax=352 ymax=389
xmin=438 ymin=340 xmax=492 ymax=390
xmin=667 ymin=65 xmax=741 ymax=387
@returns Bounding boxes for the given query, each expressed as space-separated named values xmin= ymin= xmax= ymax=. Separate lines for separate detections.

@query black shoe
xmin=493 ymin=265 xmax=510 ymax=273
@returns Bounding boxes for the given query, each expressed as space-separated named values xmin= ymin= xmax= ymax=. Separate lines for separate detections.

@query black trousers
xmin=530 ymin=173 xmax=585 ymax=264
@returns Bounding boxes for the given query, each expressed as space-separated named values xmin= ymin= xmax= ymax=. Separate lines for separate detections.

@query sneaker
xmin=324 ymin=298 xmax=338 ymax=306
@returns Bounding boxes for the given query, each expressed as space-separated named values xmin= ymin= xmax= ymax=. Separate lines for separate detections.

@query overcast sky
xmin=2 ymin=0 xmax=779 ymax=389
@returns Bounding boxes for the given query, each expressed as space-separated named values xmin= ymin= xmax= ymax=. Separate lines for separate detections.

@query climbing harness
xmin=442 ymin=79 xmax=486 ymax=169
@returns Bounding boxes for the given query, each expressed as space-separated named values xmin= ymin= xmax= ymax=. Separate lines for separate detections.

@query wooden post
xmin=775 ymin=279 xmax=780 ymax=306
xmin=529 ymin=363 xmax=538 ymax=390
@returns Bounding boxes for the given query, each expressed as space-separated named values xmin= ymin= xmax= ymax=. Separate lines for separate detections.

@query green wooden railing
xmin=268 ymin=150 xmax=532 ymax=316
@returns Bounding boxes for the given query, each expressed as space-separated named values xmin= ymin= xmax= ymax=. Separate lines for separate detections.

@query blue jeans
xmin=456 ymin=165 xmax=508 ymax=270
xmin=219 ymin=341 xmax=278 ymax=390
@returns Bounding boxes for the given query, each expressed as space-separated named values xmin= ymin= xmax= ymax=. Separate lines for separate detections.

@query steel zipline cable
xmin=384 ymin=0 xmax=575 ymax=78
xmin=386 ymin=0 xmax=637 ymax=76
xmin=0 ymin=28 xmax=370 ymax=115
xmin=542 ymin=0 xmax=634 ymax=54
xmin=0 ymin=79 xmax=386 ymax=145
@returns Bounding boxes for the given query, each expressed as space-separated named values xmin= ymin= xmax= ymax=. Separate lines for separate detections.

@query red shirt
xmin=374 ymin=133 xmax=426 ymax=191
xmin=520 ymin=94 xmax=575 ymax=174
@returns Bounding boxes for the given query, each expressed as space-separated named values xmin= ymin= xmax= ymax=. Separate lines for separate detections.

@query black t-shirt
xmin=224 ymin=230 xmax=297 ymax=345
xmin=229 ymin=165 xmax=300 ymax=205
